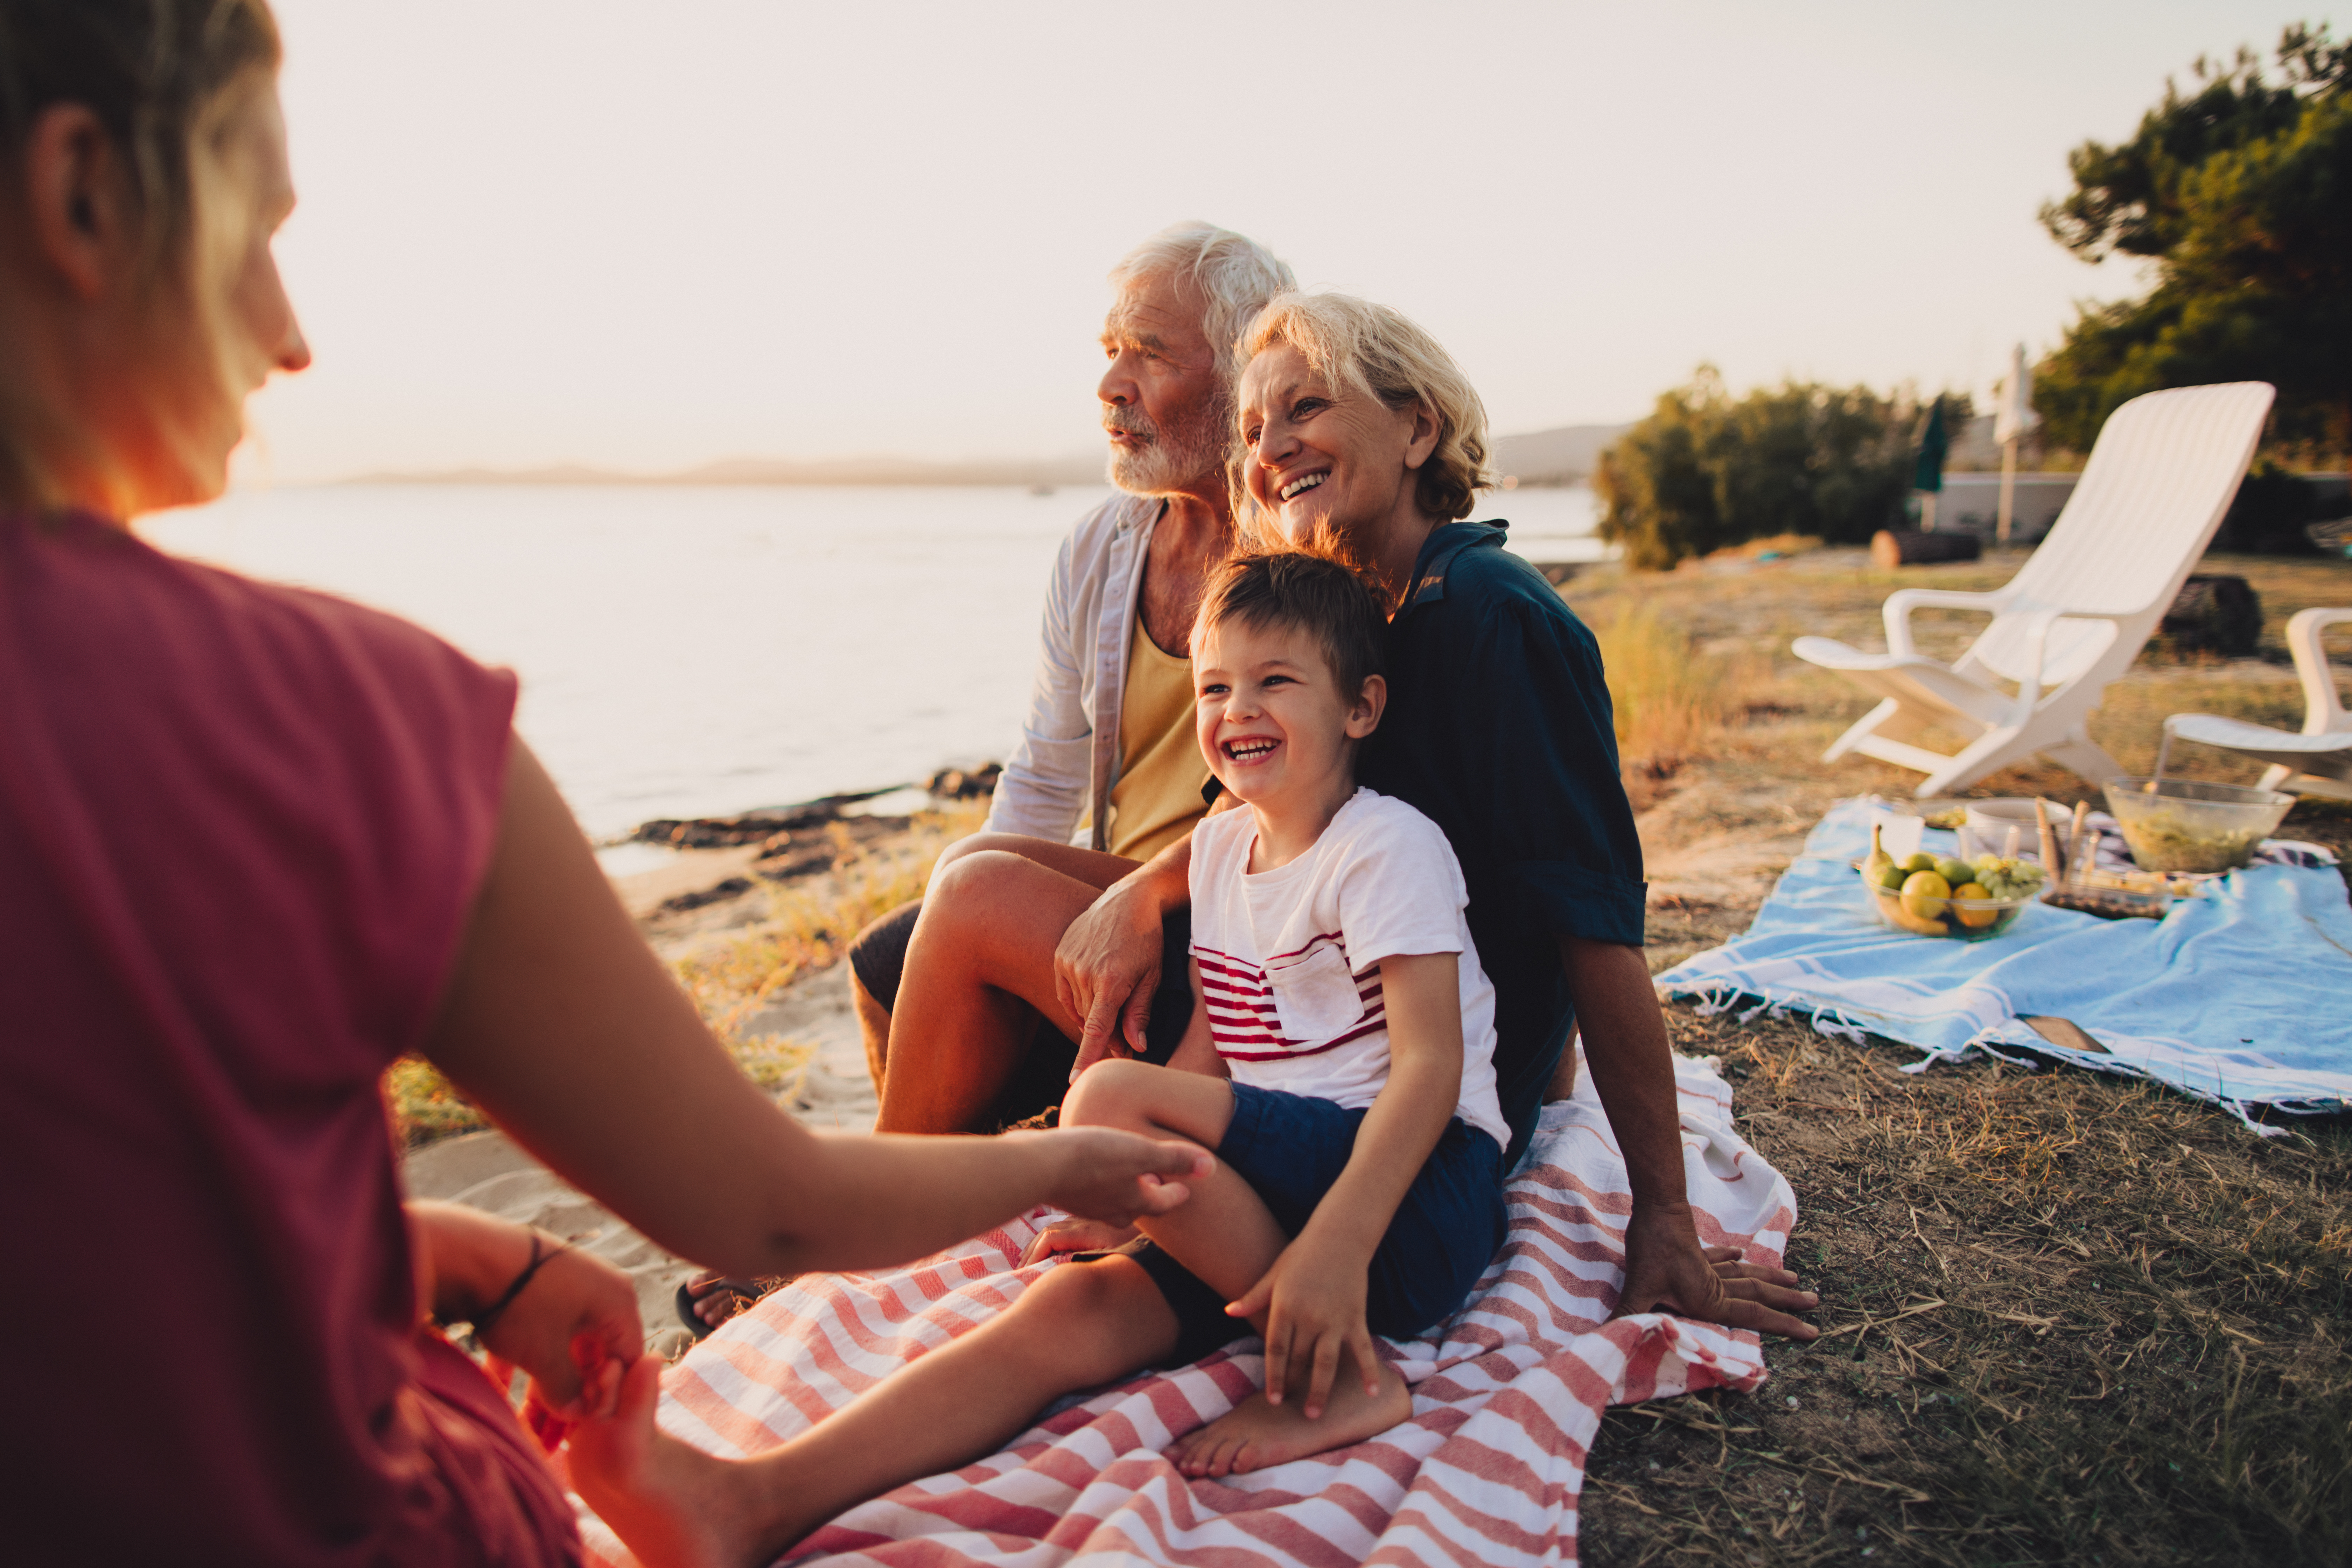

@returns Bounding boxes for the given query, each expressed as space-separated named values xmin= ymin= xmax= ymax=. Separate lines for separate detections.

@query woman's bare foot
xmin=567 ymin=1356 xmax=818 ymax=1568
xmin=1169 ymin=1356 xmax=1413 ymax=1478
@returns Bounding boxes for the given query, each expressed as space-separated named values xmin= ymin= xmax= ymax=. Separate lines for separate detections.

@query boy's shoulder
xmin=1193 ymin=800 xmax=1256 ymax=858
xmin=1327 ymin=788 xmax=1460 ymax=868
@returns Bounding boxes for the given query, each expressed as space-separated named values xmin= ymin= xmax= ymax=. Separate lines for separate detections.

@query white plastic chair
xmin=1793 ymin=382 xmax=2276 ymax=797
xmin=2162 ymin=608 xmax=2352 ymax=801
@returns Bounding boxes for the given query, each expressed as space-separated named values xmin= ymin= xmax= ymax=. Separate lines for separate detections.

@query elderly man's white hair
xmin=1108 ymin=222 xmax=1297 ymax=387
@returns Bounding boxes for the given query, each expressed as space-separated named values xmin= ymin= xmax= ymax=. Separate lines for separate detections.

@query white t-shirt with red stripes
xmin=1189 ymin=787 xmax=1508 ymax=1152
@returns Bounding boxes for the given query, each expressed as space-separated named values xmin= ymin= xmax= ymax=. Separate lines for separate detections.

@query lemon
xmin=1951 ymin=882 xmax=1998 ymax=928
xmin=1878 ymin=863 xmax=1910 ymax=891
xmin=1878 ymin=889 xmax=1949 ymax=936
xmin=1935 ymin=858 xmax=1973 ymax=886
xmin=1901 ymin=853 xmax=1939 ymax=874
xmin=1900 ymin=869 xmax=1952 ymax=922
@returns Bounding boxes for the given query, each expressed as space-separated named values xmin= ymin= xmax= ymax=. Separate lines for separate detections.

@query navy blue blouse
xmin=1357 ymin=521 xmax=1648 ymax=1167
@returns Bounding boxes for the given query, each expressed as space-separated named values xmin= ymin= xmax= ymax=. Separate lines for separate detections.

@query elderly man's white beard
xmin=1104 ymin=395 xmax=1232 ymax=497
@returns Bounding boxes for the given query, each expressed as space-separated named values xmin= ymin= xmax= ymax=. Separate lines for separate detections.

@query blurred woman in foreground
xmin=0 ymin=5 xmax=1204 ymax=1562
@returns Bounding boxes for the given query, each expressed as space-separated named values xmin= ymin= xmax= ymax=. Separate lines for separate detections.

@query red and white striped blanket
xmin=578 ymin=1054 xmax=1794 ymax=1567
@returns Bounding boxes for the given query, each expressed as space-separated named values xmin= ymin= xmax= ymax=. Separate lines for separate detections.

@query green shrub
xmin=1593 ymin=367 xmax=1921 ymax=570
xmin=2033 ymin=25 xmax=2351 ymax=460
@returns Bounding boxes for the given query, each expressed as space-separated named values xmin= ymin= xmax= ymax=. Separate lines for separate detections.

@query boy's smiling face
xmin=1193 ymin=615 xmax=1384 ymax=814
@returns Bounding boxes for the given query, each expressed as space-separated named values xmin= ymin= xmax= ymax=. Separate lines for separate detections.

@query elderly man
xmin=679 ymin=223 xmax=1293 ymax=1330
xmin=846 ymin=222 xmax=1295 ymax=1120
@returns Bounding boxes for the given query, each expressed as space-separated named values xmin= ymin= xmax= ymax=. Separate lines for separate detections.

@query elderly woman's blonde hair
xmin=1239 ymin=292 xmax=1494 ymax=525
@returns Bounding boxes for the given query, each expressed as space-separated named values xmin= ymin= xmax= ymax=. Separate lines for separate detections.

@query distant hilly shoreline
xmin=348 ymin=423 xmax=1632 ymax=490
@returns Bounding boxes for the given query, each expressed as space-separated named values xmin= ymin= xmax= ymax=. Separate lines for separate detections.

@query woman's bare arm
xmin=422 ymin=741 xmax=1210 ymax=1280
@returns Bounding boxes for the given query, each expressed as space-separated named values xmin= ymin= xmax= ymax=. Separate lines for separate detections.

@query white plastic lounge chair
xmin=1793 ymin=382 xmax=2276 ymax=797
xmin=2162 ymin=607 xmax=2352 ymax=801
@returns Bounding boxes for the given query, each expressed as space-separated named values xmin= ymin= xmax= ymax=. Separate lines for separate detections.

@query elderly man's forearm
xmin=1113 ymin=834 xmax=1194 ymax=912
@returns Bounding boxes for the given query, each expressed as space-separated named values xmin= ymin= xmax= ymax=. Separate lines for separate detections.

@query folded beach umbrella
xmin=1994 ymin=342 xmax=2040 ymax=446
xmin=1994 ymin=344 xmax=2041 ymax=543
xmin=1912 ymin=397 xmax=1949 ymax=495
xmin=1911 ymin=397 xmax=1949 ymax=528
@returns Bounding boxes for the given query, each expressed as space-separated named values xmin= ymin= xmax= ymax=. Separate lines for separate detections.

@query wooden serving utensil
xmin=2034 ymin=797 xmax=2063 ymax=881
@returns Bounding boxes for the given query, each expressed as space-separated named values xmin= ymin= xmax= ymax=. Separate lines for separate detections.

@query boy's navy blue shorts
xmin=1122 ymin=1082 xmax=1508 ymax=1368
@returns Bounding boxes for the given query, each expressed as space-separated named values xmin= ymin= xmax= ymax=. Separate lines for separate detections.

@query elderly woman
xmin=0 ymin=5 xmax=1204 ymax=1562
xmin=881 ymin=293 xmax=1821 ymax=1335
xmin=565 ymin=296 xmax=1818 ymax=1566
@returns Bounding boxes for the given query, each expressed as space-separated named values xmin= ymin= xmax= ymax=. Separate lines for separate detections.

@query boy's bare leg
xmin=1060 ymin=1061 xmax=1415 ymax=1478
xmin=568 ymin=1254 xmax=1182 ymax=1568
xmin=1163 ymin=1362 xmax=1410 ymax=1478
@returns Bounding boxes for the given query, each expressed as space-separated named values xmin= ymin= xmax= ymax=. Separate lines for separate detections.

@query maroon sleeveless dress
xmin=0 ymin=510 xmax=579 ymax=1564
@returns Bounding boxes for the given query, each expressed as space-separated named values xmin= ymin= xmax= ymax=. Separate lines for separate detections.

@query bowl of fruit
xmin=1858 ymin=826 xmax=2046 ymax=939
xmin=2101 ymin=777 xmax=2292 ymax=874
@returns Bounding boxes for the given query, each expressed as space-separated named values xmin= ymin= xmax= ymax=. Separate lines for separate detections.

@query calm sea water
xmin=144 ymin=483 xmax=1603 ymax=841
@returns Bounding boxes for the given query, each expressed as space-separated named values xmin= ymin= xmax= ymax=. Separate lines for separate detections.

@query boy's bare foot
xmin=1169 ymin=1357 xmax=1412 ymax=1478
xmin=567 ymin=1356 xmax=816 ymax=1568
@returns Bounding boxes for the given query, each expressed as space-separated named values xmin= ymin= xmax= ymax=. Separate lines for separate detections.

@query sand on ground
xmin=400 ymin=958 xmax=879 ymax=1359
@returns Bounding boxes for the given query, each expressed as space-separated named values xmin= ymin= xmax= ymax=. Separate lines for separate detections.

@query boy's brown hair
xmin=1196 ymin=548 xmax=1389 ymax=698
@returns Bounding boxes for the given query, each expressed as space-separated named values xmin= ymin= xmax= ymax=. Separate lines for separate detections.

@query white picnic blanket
xmin=576 ymin=1052 xmax=1794 ymax=1567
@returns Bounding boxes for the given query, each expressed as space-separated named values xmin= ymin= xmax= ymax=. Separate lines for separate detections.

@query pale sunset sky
xmin=243 ymin=0 xmax=2329 ymax=484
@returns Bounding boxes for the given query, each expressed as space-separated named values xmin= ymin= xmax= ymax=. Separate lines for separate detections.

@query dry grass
xmin=1581 ymin=1011 xmax=2352 ymax=1567
xmin=384 ymin=803 xmax=985 ymax=1147
xmin=1591 ymin=596 xmax=1763 ymax=778
xmin=668 ymin=807 xmax=981 ymax=1037
xmin=1562 ymin=545 xmax=2352 ymax=1562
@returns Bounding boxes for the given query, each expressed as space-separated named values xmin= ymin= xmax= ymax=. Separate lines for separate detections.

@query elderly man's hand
xmin=1055 ymin=875 xmax=1169 ymax=1077
xmin=1611 ymin=1202 xmax=1819 ymax=1340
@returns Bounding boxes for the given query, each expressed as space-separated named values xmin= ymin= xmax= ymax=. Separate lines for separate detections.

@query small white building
xmin=1928 ymin=473 xmax=2079 ymax=543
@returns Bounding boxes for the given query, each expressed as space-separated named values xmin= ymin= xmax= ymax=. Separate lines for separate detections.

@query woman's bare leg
xmin=1059 ymin=1062 xmax=1414 ymax=1477
xmin=568 ymin=1256 xmax=1180 ymax=1568
xmin=876 ymin=840 xmax=1138 ymax=1134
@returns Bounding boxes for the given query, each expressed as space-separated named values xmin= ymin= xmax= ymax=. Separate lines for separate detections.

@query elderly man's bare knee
xmin=915 ymin=849 xmax=1040 ymax=944
xmin=931 ymin=831 xmax=1047 ymax=878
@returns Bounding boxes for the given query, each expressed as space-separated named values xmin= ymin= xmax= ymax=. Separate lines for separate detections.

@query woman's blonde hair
xmin=1238 ymin=292 xmax=1494 ymax=525
xmin=0 ymin=0 xmax=283 ymax=278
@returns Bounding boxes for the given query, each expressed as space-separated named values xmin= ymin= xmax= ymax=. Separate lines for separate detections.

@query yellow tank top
xmin=1105 ymin=613 xmax=1210 ymax=861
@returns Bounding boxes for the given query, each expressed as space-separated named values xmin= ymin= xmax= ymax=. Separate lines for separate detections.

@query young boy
xmin=1059 ymin=547 xmax=1510 ymax=1476
xmin=567 ymin=551 xmax=1510 ymax=1566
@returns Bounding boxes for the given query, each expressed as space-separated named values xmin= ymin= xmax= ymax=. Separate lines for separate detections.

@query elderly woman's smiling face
xmin=1238 ymin=342 xmax=1436 ymax=546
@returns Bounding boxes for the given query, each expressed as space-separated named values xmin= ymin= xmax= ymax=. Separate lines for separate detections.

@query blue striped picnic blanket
xmin=1653 ymin=798 xmax=2352 ymax=1130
